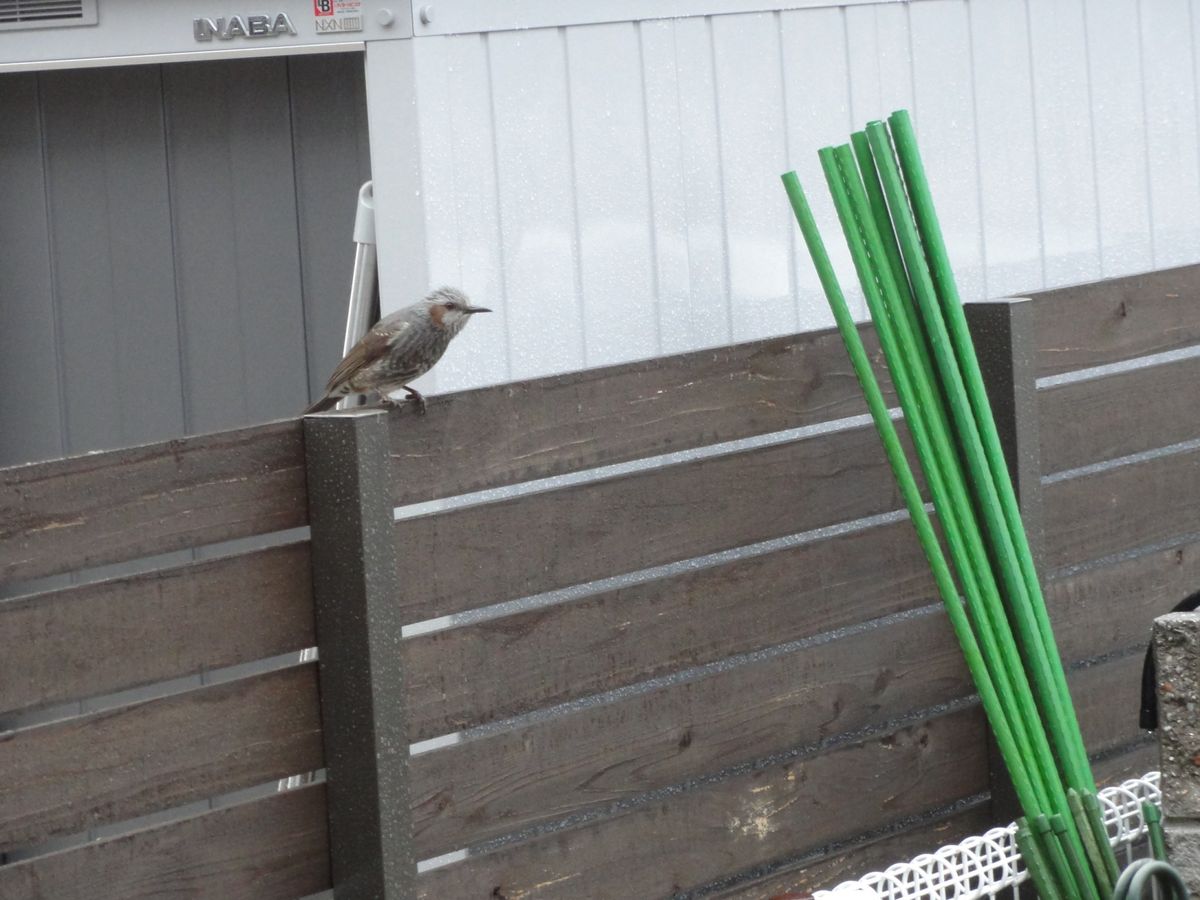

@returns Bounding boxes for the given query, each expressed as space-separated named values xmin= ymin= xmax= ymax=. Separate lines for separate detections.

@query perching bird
xmin=305 ymin=286 xmax=490 ymax=414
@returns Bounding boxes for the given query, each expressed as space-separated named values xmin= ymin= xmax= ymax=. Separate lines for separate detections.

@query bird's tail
xmin=304 ymin=394 xmax=340 ymax=414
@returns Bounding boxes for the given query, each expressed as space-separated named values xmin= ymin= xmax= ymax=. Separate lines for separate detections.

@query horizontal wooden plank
xmin=405 ymin=475 xmax=1193 ymax=745
xmin=0 ymin=419 xmax=307 ymax=583
xmin=395 ymin=420 xmax=914 ymax=622
xmin=405 ymin=557 xmax=1159 ymax=860
xmin=1039 ymin=352 xmax=1200 ymax=473
xmin=409 ymin=660 xmax=1144 ymax=898
xmin=389 ymin=326 xmax=893 ymax=505
xmin=723 ymin=744 xmax=1158 ymax=900
xmin=0 ymin=541 xmax=314 ymax=715
xmin=0 ymin=664 xmax=323 ymax=850
xmin=726 ymin=742 xmax=1160 ymax=900
xmin=1070 ymin=651 xmax=1147 ymax=760
xmin=1031 ymin=263 xmax=1200 ymax=376
xmin=1091 ymin=738 xmax=1158 ymax=788
xmin=416 ymin=709 xmax=987 ymax=899
xmin=409 ymin=608 xmax=969 ymax=858
xmin=0 ymin=782 xmax=329 ymax=900
xmin=1044 ymin=446 xmax=1200 ymax=570
xmin=720 ymin=745 xmax=1158 ymax=900
xmin=403 ymin=518 xmax=932 ymax=741
xmin=712 ymin=802 xmax=993 ymax=899
xmin=1047 ymin=536 xmax=1200 ymax=666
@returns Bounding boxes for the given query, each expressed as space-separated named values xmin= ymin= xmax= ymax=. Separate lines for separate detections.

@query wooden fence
xmin=2 ymin=263 xmax=1199 ymax=898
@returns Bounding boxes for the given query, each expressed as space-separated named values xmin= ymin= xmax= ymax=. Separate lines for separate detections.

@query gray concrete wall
xmin=1154 ymin=611 xmax=1200 ymax=891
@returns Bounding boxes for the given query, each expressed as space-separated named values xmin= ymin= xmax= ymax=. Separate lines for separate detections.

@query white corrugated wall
xmin=367 ymin=0 xmax=1200 ymax=395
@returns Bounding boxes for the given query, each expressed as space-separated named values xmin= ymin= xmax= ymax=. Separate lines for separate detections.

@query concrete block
xmin=1166 ymin=820 xmax=1200 ymax=896
xmin=1156 ymin=613 xmax=1200 ymax=818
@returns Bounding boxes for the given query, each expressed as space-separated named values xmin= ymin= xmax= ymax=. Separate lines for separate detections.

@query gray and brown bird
xmin=305 ymin=286 xmax=490 ymax=414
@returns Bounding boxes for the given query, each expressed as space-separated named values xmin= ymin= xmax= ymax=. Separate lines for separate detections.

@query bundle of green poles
xmin=780 ymin=110 xmax=1120 ymax=900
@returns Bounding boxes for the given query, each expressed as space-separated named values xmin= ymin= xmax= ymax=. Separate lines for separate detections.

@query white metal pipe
xmin=339 ymin=181 xmax=377 ymax=410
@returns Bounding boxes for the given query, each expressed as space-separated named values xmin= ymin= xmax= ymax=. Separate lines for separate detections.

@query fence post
xmin=965 ymin=296 xmax=1045 ymax=824
xmin=304 ymin=407 xmax=414 ymax=899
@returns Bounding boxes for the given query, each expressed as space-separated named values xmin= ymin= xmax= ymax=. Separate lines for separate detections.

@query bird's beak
xmin=465 ymin=305 xmax=492 ymax=314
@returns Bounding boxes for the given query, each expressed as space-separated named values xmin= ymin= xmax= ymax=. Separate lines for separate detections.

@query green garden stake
xmin=827 ymin=141 xmax=1106 ymax=889
xmin=1144 ymin=802 xmax=1168 ymax=862
xmin=780 ymin=109 xmax=1114 ymax=898
xmin=1017 ymin=817 xmax=1065 ymax=900
xmin=1052 ymin=812 xmax=1103 ymax=900
xmin=818 ymin=145 xmax=1054 ymax=816
xmin=1082 ymin=791 xmax=1121 ymax=885
xmin=863 ymin=118 xmax=1086 ymax=789
xmin=829 ymin=142 xmax=1070 ymax=822
xmin=887 ymin=108 xmax=1095 ymax=796
xmin=780 ymin=170 xmax=1047 ymax=849
xmin=1035 ymin=813 xmax=1084 ymax=900
xmin=1069 ymin=788 xmax=1114 ymax=892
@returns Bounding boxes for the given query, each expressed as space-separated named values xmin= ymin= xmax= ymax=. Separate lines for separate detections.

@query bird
xmin=305 ymin=286 xmax=490 ymax=414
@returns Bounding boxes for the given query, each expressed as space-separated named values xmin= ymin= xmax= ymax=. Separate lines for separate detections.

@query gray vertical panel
xmin=0 ymin=74 xmax=63 ymax=467
xmin=286 ymin=52 xmax=372 ymax=402
xmin=164 ymin=58 xmax=308 ymax=433
xmin=40 ymin=66 xmax=184 ymax=455
xmin=0 ymin=73 xmax=71 ymax=599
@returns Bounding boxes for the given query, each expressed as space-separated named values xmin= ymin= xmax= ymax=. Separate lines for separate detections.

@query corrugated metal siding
xmin=0 ymin=52 xmax=371 ymax=467
xmin=401 ymin=0 xmax=1200 ymax=394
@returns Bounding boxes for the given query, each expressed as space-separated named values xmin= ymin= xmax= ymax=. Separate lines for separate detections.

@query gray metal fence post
xmin=965 ymin=296 xmax=1045 ymax=824
xmin=965 ymin=296 xmax=1045 ymax=564
xmin=304 ymin=407 xmax=413 ymax=899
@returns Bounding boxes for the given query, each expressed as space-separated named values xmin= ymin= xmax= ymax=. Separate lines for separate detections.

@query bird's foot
xmin=404 ymin=388 xmax=427 ymax=415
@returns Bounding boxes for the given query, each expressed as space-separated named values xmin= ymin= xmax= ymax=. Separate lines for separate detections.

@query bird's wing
xmin=323 ymin=326 xmax=395 ymax=393
xmin=379 ymin=317 xmax=432 ymax=380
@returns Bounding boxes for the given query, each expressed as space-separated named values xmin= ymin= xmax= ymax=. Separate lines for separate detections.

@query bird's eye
xmin=445 ymin=301 xmax=458 ymax=310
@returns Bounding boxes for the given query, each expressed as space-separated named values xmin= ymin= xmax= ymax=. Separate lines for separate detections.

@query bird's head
xmin=425 ymin=286 xmax=491 ymax=332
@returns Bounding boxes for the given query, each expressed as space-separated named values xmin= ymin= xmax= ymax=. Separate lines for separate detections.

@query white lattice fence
xmin=815 ymin=773 xmax=1161 ymax=900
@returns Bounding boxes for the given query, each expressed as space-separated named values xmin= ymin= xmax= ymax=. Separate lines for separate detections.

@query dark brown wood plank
xmin=395 ymin=420 xmax=914 ymax=622
xmin=721 ymin=743 xmax=1158 ymax=900
xmin=1044 ymin=446 xmax=1200 ymax=570
xmin=712 ymin=802 xmax=993 ymax=899
xmin=1039 ymin=352 xmax=1200 ymax=473
xmin=1031 ymin=263 xmax=1200 ymax=376
xmin=389 ymin=326 xmax=894 ymax=505
xmin=409 ymin=608 xmax=970 ymax=857
xmin=1092 ymin=739 xmax=1158 ymax=788
xmin=1048 ymin=537 xmax=1200 ymax=666
xmin=416 ymin=709 xmax=987 ymax=899
xmin=411 ymin=658 xmax=1143 ymax=899
xmin=1070 ymin=652 xmax=1147 ymax=759
xmin=727 ymin=741 xmax=1160 ymax=900
xmin=0 ymin=664 xmax=323 ymax=850
xmin=403 ymin=504 xmax=1194 ymax=747
xmin=0 ymin=541 xmax=314 ymax=715
xmin=0 ymin=419 xmax=307 ymax=583
xmin=403 ymin=518 xmax=932 ymax=741
xmin=405 ymin=568 xmax=1155 ymax=861
xmin=0 ymin=782 xmax=329 ymax=900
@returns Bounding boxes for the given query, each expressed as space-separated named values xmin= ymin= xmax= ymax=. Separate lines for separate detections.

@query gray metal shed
xmin=1 ymin=51 xmax=370 ymax=467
